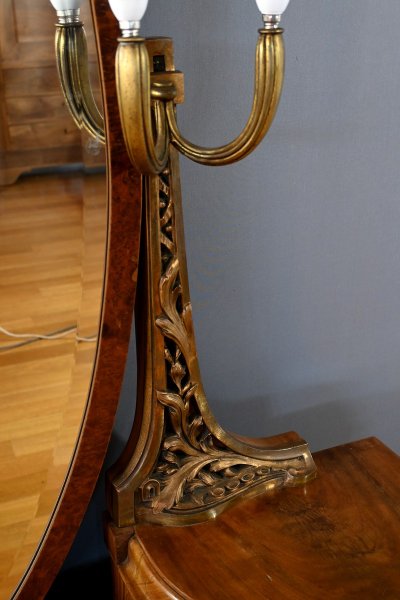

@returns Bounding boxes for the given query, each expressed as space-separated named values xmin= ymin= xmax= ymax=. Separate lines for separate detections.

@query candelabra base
xmin=106 ymin=144 xmax=316 ymax=528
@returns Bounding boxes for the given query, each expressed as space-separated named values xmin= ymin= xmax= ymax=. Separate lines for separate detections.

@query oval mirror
xmin=0 ymin=1 xmax=137 ymax=597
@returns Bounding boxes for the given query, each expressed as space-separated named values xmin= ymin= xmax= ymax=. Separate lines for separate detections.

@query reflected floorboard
xmin=0 ymin=171 xmax=106 ymax=599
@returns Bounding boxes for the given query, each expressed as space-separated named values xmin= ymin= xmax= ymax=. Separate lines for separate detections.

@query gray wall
xmin=64 ymin=0 xmax=400 ymax=570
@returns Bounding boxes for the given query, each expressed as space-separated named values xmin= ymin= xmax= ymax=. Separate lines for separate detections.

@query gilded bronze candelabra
xmin=51 ymin=0 xmax=316 ymax=528
xmin=53 ymin=7 xmax=105 ymax=142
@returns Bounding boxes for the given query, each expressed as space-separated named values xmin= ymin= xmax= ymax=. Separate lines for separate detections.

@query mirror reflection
xmin=0 ymin=1 xmax=106 ymax=597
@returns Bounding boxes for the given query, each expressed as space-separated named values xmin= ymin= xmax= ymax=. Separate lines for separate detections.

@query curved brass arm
xmin=55 ymin=23 xmax=105 ymax=143
xmin=166 ymin=29 xmax=284 ymax=167
xmin=115 ymin=39 xmax=170 ymax=175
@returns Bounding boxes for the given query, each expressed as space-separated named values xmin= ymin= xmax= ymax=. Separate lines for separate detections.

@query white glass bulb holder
xmin=255 ymin=0 xmax=290 ymax=15
xmin=49 ymin=0 xmax=82 ymax=24
xmin=255 ymin=0 xmax=290 ymax=28
xmin=49 ymin=0 xmax=81 ymax=9
xmin=108 ymin=0 xmax=149 ymax=37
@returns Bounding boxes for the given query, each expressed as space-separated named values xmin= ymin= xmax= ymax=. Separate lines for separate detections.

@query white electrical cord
xmin=0 ymin=324 xmax=97 ymax=353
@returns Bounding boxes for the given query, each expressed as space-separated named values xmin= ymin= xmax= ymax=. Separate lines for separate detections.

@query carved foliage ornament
xmin=140 ymin=170 xmax=311 ymax=516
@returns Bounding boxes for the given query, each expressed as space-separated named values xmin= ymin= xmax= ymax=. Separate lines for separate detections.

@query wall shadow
xmin=211 ymin=384 xmax=400 ymax=453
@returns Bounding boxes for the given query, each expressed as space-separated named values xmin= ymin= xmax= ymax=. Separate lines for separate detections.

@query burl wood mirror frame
xmin=13 ymin=2 xmax=140 ymax=597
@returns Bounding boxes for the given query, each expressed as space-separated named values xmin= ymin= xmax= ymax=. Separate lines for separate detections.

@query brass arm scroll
xmin=55 ymin=21 xmax=105 ymax=142
xmin=166 ymin=29 xmax=284 ymax=166
xmin=113 ymin=28 xmax=284 ymax=173
xmin=115 ymin=39 xmax=170 ymax=175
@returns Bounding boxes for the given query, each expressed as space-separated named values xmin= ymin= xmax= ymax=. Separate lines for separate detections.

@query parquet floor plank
xmin=0 ymin=171 xmax=106 ymax=599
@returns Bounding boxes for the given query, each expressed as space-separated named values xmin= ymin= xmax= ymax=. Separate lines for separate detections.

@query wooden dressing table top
xmin=122 ymin=437 xmax=400 ymax=599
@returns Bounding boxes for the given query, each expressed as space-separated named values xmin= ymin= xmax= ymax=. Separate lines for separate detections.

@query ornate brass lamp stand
xmin=51 ymin=0 xmax=316 ymax=530
xmin=52 ymin=4 xmax=105 ymax=141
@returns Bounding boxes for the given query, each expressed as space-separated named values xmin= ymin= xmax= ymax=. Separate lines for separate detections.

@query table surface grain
xmin=135 ymin=437 xmax=400 ymax=600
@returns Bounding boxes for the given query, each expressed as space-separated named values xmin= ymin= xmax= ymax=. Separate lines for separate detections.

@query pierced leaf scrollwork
xmin=139 ymin=171 xmax=310 ymax=517
xmin=150 ymin=385 xmax=294 ymax=514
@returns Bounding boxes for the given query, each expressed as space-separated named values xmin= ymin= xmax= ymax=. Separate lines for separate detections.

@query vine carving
xmin=139 ymin=170 xmax=309 ymax=516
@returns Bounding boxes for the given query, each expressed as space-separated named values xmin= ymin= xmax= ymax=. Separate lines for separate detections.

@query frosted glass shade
xmin=255 ymin=0 xmax=290 ymax=14
xmin=108 ymin=0 xmax=149 ymax=22
xmin=49 ymin=0 xmax=81 ymax=9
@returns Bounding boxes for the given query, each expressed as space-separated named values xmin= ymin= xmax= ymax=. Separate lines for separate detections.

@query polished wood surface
xmin=107 ymin=437 xmax=400 ymax=599
xmin=0 ymin=171 xmax=106 ymax=599
xmin=0 ymin=0 xmax=104 ymax=185
xmin=13 ymin=1 xmax=143 ymax=597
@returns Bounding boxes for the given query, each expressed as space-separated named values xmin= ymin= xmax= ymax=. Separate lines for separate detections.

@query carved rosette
xmin=139 ymin=168 xmax=315 ymax=519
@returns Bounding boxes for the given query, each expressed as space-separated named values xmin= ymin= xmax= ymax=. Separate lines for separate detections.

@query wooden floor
xmin=0 ymin=171 xmax=107 ymax=599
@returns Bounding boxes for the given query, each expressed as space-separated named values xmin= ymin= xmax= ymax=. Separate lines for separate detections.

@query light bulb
xmin=49 ymin=0 xmax=82 ymax=10
xmin=255 ymin=0 xmax=290 ymax=15
xmin=108 ymin=0 xmax=149 ymax=29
